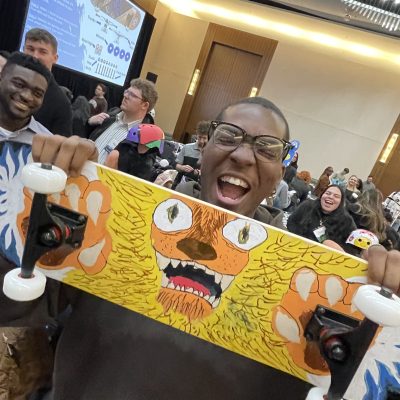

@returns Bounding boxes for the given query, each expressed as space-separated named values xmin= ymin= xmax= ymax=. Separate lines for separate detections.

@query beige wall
xmin=141 ymin=3 xmax=208 ymax=135
xmin=142 ymin=6 xmax=400 ymax=178
xmin=261 ymin=42 xmax=400 ymax=179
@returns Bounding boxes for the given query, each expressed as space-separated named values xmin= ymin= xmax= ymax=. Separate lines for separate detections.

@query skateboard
xmin=1 ymin=140 xmax=400 ymax=400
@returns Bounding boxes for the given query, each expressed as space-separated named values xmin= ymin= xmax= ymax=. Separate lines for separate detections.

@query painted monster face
xmin=151 ymin=197 xmax=267 ymax=321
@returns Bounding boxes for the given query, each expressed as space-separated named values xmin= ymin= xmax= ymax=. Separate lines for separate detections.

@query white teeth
xmin=204 ymin=294 xmax=210 ymax=301
xmin=194 ymin=290 xmax=199 ymax=296
xmin=161 ymin=273 xmax=169 ymax=287
xmin=220 ymin=275 xmax=235 ymax=292
xmin=171 ymin=259 xmax=180 ymax=268
xmin=176 ymin=285 xmax=181 ymax=291
xmin=209 ymin=295 xmax=215 ymax=303
xmin=156 ymin=252 xmax=170 ymax=271
xmin=214 ymin=272 xmax=223 ymax=285
xmin=181 ymin=261 xmax=187 ymax=267
xmin=167 ymin=281 xmax=174 ymax=289
xmin=212 ymin=297 xmax=221 ymax=308
xmin=194 ymin=262 xmax=205 ymax=271
xmin=187 ymin=287 xmax=194 ymax=293
xmin=220 ymin=176 xmax=249 ymax=189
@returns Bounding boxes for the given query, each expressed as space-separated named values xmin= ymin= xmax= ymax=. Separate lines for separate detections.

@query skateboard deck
xmin=1 ymin=140 xmax=399 ymax=399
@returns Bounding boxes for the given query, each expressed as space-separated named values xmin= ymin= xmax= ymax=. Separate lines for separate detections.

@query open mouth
xmin=217 ymin=175 xmax=250 ymax=201
xmin=156 ymin=251 xmax=234 ymax=308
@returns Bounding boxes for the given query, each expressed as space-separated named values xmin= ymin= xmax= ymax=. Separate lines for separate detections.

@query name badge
xmin=313 ymin=226 xmax=327 ymax=243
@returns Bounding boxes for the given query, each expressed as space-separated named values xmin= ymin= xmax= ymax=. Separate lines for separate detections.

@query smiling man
xmin=0 ymin=51 xmax=51 ymax=141
xmin=179 ymin=97 xmax=291 ymax=227
xmin=23 ymin=28 xmax=72 ymax=137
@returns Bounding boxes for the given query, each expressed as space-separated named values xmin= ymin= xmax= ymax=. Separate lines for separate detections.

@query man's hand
xmin=88 ymin=112 xmax=109 ymax=126
xmin=178 ymin=165 xmax=194 ymax=173
xmin=32 ymin=135 xmax=98 ymax=177
xmin=365 ymin=245 xmax=400 ymax=295
xmin=105 ymin=150 xmax=119 ymax=170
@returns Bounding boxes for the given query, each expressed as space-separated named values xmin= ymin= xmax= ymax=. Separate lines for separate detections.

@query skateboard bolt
xmin=41 ymin=163 xmax=52 ymax=170
xmin=41 ymin=231 xmax=59 ymax=245
xmin=330 ymin=344 xmax=346 ymax=362
xmin=317 ymin=307 xmax=326 ymax=315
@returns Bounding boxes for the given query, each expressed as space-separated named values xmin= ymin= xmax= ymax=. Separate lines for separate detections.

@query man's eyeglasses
xmin=209 ymin=121 xmax=293 ymax=163
xmin=124 ymin=89 xmax=144 ymax=102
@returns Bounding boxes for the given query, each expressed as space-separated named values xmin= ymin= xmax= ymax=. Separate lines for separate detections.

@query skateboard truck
xmin=3 ymin=163 xmax=87 ymax=301
xmin=305 ymin=286 xmax=400 ymax=400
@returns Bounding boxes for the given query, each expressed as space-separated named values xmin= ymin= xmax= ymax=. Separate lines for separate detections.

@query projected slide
xmin=21 ymin=0 xmax=145 ymax=86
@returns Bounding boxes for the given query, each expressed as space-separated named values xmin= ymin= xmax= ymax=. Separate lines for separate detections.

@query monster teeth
xmin=194 ymin=262 xmax=205 ymax=271
xmin=181 ymin=261 xmax=187 ymax=267
xmin=209 ymin=295 xmax=215 ymax=303
xmin=212 ymin=297 xmax=221 ymax=309
xmin=220 ymin=275 xmax=235 ymax=291
xmin=214 ymin=272 xmax=223 ymax=285
xmin=167 ymin=281 xmax=174 ymax=289
xmin=187 ymin=287 xmax=194 ymax=293
xmin=156 ymin=252 xmax=170 ymax=270
xmin=171 ymin=259 xmax=180 ymax=268
xmin=161 ymin=273 xmax=169 ymax=287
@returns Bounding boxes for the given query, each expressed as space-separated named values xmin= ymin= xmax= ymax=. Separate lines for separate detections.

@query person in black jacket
xmin=88 ymin=78 xmax=158 ymax=174
xmin=287 ymin=184 xmax=357 ymax=253
xmin=23 ymin=28 xmax=72 ymax=137
xmin=0 ymin=97 xmax=400 ymax=400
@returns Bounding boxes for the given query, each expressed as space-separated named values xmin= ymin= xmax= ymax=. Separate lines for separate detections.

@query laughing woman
xmin=287 ymin=185 xmax=357 ymax=253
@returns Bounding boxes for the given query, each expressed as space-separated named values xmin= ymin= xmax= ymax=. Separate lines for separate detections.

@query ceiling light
xmin=341 ymin=0 xmax=400 ymax=31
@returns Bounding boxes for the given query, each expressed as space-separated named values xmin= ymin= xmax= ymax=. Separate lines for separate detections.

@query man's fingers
xmin=32 ymin=135 xmax=98 ymax=177
xmin=53 ymin=137 xmax=98 ymax=177
xmin=366 ymin=245 xmax=387 ymax=285
xmin=32 ymin=134 xmax=64 ymax=163
xmin=367 ymin=245 xmax=400 ymax=295
xmin=381 ymin=251 xmax=400 ymax=294
xmin=105 ymin=150 xmax=119 ymax=170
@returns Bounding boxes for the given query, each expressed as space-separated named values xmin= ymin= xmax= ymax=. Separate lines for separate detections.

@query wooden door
xmin=371 ymin=114 xmax=400 ymax=197
xmin=174 ymin=24 xmax=278 ymax=142
xmin=184 ymin=44 xmax=262 ymax=136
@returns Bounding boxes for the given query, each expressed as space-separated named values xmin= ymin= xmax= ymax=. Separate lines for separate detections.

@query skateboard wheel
xmin=353 ymin=285 xmax=400 ymax=327
xmin=21 ymin=163 xmax=67 ymax=194
xmin=306 ymin=387 xmax=329 ymax=400
xmin=3 ymin=268 xmax=46 ymax=301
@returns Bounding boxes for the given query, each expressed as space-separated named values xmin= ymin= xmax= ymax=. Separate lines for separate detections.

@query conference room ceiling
xmin=159 ymin=0 xmax=400 ymax=74
xmin=248 ymin=0 xmax=400 ymax=38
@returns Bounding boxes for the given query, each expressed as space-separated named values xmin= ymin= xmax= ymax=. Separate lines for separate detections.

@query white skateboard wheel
xmin=3 ymin=268 xmax=46 ymax=301
xmin=306 ymin=387 xmax=330 ymax=400
xmin=21 ymin=163 xmax=67 ymax=194
xmin=353 ymin=285 xmax=400 ymax=327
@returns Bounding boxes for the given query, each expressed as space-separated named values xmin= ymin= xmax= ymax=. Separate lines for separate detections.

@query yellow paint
xmin=38 ymin=165 xmax=367 ymax=383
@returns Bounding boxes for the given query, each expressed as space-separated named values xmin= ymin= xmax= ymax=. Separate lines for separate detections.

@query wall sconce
xmin=380 ymin=133 xmax=398 ymax=163
xmin=249 ymin=87 xmax=258 ymax=97
xmin=188 ymin=69 xmax=201 ymax=96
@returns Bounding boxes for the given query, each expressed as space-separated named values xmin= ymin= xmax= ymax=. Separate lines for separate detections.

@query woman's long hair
xmin=287 ymin=185 xmax=356 ymax=246
xmin=351 ymin=189 xmax=387 ymax=242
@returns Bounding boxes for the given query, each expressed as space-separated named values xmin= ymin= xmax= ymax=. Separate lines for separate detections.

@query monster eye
xmin=223 ymin=219 xmax=267 ymax=250
xmin=153 ymin=199 xmax=193 ymax=232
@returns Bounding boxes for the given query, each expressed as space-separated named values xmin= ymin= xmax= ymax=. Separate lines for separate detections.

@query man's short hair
xmin=130 ymin=78 xmax=158 ymax=111
xmin=2 ymin=51 xmax=51 ymax=83
xmin=215 ymin=97 xmax=290 ymax=141
xmin=25 ymin=28 xmax=58 ymax=53
xmin=344 ymin=168 xmax=350 ymax=174
xmin=196 ymin=120 xmax=211 ymax=136
xmin=97 ymin=82 xmax=107 ymax=95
